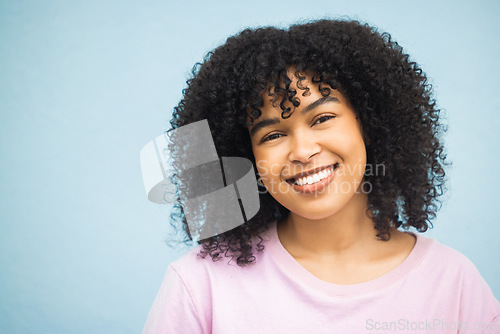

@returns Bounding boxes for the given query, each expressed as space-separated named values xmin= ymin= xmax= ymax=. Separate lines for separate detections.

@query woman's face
xmin=247 ymin=76 xmax=368 ymax=220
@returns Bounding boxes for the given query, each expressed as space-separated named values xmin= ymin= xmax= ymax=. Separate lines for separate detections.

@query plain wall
xmin=0 ymin=0 xmax=498 ymax=333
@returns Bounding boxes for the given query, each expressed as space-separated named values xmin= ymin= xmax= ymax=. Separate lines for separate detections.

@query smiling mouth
xmin=286 ymin=163 xmax=339 ymax=186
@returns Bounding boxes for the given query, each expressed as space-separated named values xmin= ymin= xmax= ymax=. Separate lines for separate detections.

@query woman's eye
xmin=262 ymin=133 xmax=283 ymax=142
xmin=313 ymin=115 xmax=335 ymax=125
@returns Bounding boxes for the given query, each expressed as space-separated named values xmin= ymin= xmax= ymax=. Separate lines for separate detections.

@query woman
xmin=143 ymin=19 xmax=500 ymax=333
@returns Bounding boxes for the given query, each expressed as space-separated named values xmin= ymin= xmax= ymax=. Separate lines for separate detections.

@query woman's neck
xmin=277 ymin=192 xmax=395 ymax=263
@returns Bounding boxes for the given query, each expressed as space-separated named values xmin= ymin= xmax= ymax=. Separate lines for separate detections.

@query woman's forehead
xmin=251 ymin=82 xmax=344 ymax=117
xmin=244 ymin=69 xmax=352 ymax=128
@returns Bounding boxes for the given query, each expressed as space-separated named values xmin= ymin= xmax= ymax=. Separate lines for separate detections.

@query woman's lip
xmin=288 ymin=164 xmax=338 ymax=194
xmin=286 ymin=163 xmax=338 ymax=182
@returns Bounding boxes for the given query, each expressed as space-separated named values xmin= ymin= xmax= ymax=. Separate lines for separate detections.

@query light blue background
xmin=1 ymin=0 xmax=498 ymax=333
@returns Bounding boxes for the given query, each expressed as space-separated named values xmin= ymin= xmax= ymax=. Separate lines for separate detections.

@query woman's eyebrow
xmin=249 ymin=95 xmax=340 ymax=137
xmin=302 ymin=95 xmax=340 ymax=114
xmin=250 ymin=118 xmax=280 ymax=137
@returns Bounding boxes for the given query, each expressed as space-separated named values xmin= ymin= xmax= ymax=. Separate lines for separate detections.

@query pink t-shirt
xmin=142 ymin=222 xmax=500 ymax=333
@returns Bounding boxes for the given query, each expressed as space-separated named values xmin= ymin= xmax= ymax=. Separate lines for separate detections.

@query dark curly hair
xmin=166 ymin=19 xmax=449 ymax=266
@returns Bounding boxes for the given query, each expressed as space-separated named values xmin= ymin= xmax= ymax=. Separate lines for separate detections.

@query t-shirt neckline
xmin=267 ymin=221 xmax=433 ymax=297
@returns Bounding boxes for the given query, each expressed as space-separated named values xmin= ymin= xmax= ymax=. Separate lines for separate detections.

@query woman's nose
xmin=287 ymin=131 xmax=321 ymax=163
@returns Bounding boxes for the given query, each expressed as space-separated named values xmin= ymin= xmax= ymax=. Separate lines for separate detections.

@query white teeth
xmin=293 ymin=166 xmax=335 ymax=186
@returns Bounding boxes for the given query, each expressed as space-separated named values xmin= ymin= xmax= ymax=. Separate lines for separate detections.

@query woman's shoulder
xmin=419 ymin=233 xmax=481 ymax=272
xmin=169 ymin=222 xmax=278 ymax=280
xmin=167 ymin=244 xmax=228 ymax=282
xmin=424 ymin=234 xmax=500 ymax=321
xmin=415 ymin=233 xmax=499 ymax=299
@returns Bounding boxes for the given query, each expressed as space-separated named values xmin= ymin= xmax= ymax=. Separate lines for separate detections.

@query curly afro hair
xmin=166 ymin=19 xmax=449 ymax=266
